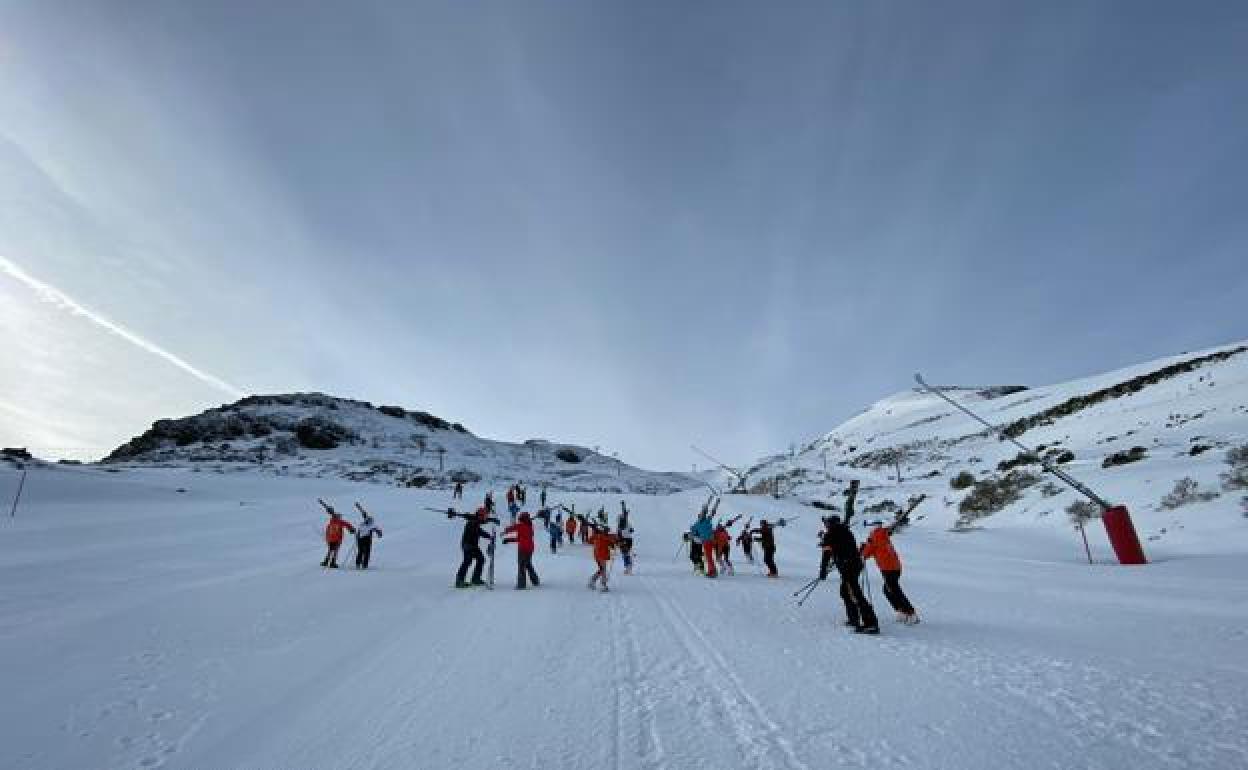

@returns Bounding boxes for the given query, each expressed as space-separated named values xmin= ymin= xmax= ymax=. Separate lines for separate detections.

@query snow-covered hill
xmin=101 ymin=393 xmax=697 ymax=495
xmin=745 ymin=341 xmax=1248 ymax=554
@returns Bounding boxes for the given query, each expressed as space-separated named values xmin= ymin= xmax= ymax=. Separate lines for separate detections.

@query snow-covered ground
xmin=2 ymin=466 xmax=1245 ymax=769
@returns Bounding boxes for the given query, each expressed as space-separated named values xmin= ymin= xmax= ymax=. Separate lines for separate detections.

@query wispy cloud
xmin=0 ymin=255 xmax=244 ymax=398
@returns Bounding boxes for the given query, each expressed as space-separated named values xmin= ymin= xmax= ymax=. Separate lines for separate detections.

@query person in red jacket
xmin=565 ymin=513 xmax=578 ymax=543
xmin=860 ymin=524 xmax=918 ymax=624
xmin=713 ymin=523 xmax=734 ymax=575
xmin=587 ymin=523 xmax=617 ymax=592
xmin=318 ymin=500 xmax=355 ymax=569
xmin=503 ymin=512 xmax=541 ymax=589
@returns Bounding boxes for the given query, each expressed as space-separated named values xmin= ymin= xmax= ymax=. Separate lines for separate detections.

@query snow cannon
xmin=914 ymin=373 xmax=1149 ymax=566
xmin=1101 ymin=506 xmax=1147 ymax=565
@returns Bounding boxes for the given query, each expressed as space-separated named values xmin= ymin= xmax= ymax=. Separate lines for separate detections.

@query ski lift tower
xmin=690 ymin=444 xmax=750 ymax=493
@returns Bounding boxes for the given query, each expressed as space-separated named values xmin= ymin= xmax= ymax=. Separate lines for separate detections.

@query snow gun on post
xmin=914 ymin=373 xmax=1146 ymax=565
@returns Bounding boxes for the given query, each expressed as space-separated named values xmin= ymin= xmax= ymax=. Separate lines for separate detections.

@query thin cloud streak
xmin=0 ymin=255 xmax=244 ymax=398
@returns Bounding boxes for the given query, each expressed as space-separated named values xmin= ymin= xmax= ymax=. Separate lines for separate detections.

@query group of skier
xmin=684 ymin=479 xmax=921 ymax=634
xmin=316 ymin=477 xmax=919 ymax=634
xmin=442 ymin=496 xmax=635 ymax=592
xmin=684 ymin=497 xmax=782 ymax=579
xmin=317 ymin=498 xmax=384 ymax=570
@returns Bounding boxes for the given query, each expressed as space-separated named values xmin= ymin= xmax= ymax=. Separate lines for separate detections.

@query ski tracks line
xmin=611 ymin=587 xmax=668 ymax=770
xmin=639 ymin=575 xmax=810 ymax=770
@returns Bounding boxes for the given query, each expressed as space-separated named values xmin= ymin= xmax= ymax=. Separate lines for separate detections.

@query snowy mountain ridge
xmin=744 ymin=340 xmax=1248 ymax=553
xmin=100 ymin=392 xmax=698 ymax=495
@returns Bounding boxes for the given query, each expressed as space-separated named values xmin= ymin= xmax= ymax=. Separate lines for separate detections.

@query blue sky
xmin=1 ymin=1 xmax=1246 ymax=469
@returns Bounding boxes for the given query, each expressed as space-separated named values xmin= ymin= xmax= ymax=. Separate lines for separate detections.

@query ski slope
xmin=2 ymin=467 xmax=1246 ymax=769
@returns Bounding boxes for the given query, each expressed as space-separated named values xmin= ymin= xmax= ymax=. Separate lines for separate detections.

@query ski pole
xmin=791 ymin=577 xmax=820 ymax=597
xmin=9 ymin=469 xmax=27 ymax=518
xmin=796 ymin=578 xmax=824 ymax=607
xmin=862 ymin=567 xmax=874 ymax=604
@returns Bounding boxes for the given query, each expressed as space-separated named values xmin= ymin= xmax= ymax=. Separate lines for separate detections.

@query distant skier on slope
xmin=450 ymin=507 xmax=498 ymax=588
xmin=587 ymin=521 xmax=618 ymax=592
xmin=861 ymin=523 xmax=919 ymax=625
xmin=565 ymin=511 xmax=578 ymax=544
xmin=579 ymin=514 xmax=592 ymax=544
xmin=318 ymin=500 xmax=355 ymax=569
xmin=353 ymin=503 xmax=384 ymax=569
xmin=819 ymin=514 xmax=879 ymax=634
xmin=503 ymin=512 xmax=541 ymax=590
xmin=618 ymin=521 xmax=635 ymax=576
xmin=548 ymin=512 xmax=562 ymax=553
xmin=452 ymin=481 xmax=464 ymax=500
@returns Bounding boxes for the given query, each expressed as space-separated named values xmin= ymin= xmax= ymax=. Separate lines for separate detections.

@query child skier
xmin=820 ymin=515 xmax=879 ymax=634
xmin=503 ymin=512 xmax=540 ymax=589
xmin=587 ymin=522 xmax=618 ymax=592
xmin=861 ymin=523 xmax=918 ymax=624
xmin=353 ymin=503 xmax=384 ymax=569
xmin=319 ymin=501 xmax=355 ymax=568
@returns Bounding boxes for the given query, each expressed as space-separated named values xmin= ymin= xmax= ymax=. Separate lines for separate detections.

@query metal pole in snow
xmin=1078 ymin=522 xmax=1093 ymax=565
xmin=9 ymin=470 xmax=26 ymax=518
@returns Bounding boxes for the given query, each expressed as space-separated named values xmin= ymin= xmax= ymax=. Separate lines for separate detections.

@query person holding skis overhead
xmin=319 ymin=500 xmax=355 ymax=568
xmin=820 ymin=514 xmax=879 ymax=634
xmin=450 ymin=507 xmax=497 ymax=588
xmin=503 ymin=512 xmax=540 ymax=589
xmin=752 ymin=519 xmax=779 ymax=577
xmin=452 ymin=481 xmax=464 ymax=500
xmin=713 ymin=521 xmax=734 ymax=575
xmin=861 ymin=523 xmax=918 ymax=624
xmin=587 ymin=521 xmax=618 ymax=592
xmin=353 ymin=503 xmax=383 ymax=569
xmin=690 ymin=511 xmax=717 ymax=578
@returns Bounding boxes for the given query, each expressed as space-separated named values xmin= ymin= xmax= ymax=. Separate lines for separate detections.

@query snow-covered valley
xmin=1 ymin=465 xmax=1245 ymax=770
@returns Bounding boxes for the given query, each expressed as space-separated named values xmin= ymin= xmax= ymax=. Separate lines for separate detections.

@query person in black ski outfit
xmin=450 ymin=507 xmax=497 ymax=587
xmin=752 ymin=520 xmax=779 ymax=577
xmin=819 ymin=514 xmax=879 ymax=634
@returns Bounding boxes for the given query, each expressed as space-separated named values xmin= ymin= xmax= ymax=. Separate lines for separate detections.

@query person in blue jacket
xmin=690 ymin=512 xmax=717 ymax=578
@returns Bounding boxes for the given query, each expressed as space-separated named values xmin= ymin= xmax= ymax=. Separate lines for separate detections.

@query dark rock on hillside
xmin=295 ymin=418 xmax=354 ymax=450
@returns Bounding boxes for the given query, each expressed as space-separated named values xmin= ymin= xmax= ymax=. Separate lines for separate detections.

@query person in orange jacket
xmin=565 ymin=512 xmax=578 ymax=543
xmin=318 ymin=500 xmax=355 ymax=569
xmin=861 ymin=524 xmax=918 ymax=624
xmin=587 ymin=523 xmax=618 ymax=592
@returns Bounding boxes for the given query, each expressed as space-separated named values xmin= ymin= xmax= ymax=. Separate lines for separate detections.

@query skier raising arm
xmin=861 ymin=524 xmax=919 ymax=625
xmin=318 ymin=500 xmax=356 ymax=569
xmin=353 ymin=502 xmax=383 ymax=570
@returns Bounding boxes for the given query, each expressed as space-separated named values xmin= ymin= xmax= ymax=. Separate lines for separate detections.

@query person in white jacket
xmin=353 ymin=503 xmax=383 ymax=569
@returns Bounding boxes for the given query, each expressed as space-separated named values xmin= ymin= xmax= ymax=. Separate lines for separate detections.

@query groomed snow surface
xmin=2 ymin=467 xmax=1246 ymax=770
